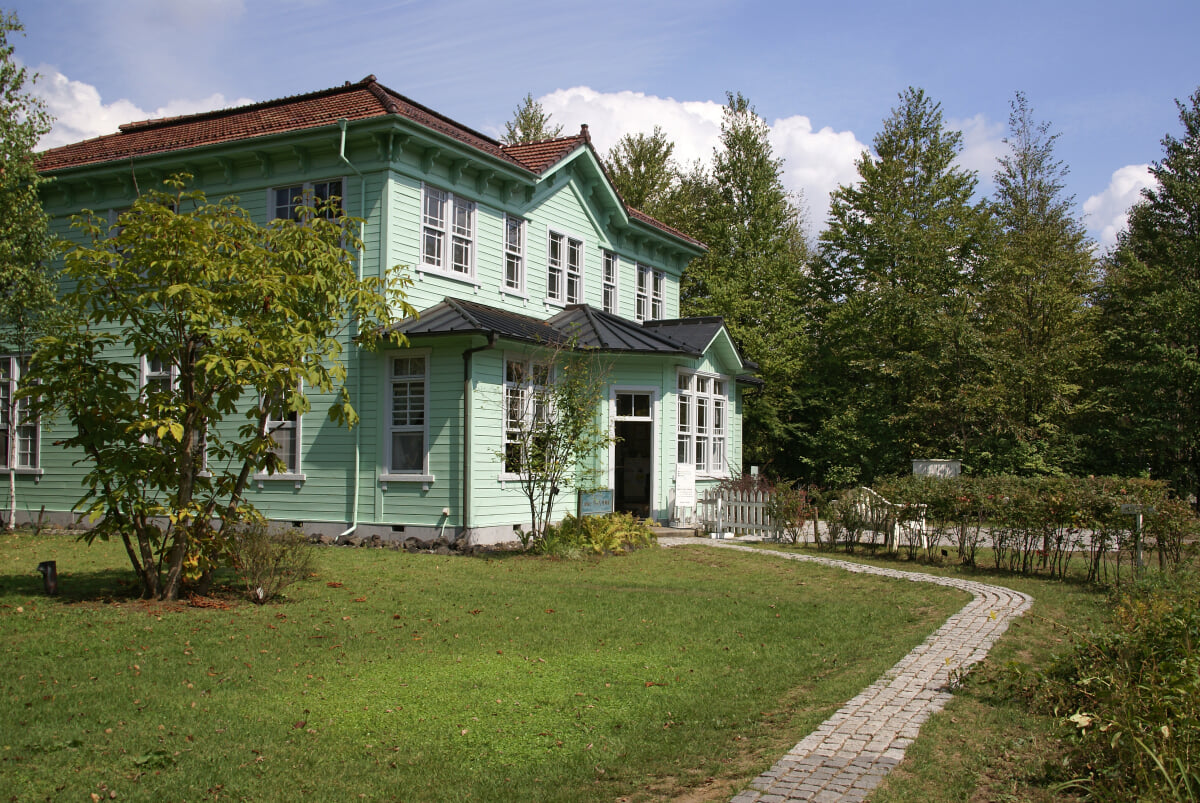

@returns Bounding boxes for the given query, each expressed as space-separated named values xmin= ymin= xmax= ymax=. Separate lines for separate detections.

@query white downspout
xmin=337 ymin=118 xmax=367 ymax=540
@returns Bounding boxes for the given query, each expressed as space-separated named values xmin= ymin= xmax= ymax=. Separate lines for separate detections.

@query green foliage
xmin=1042 ymin=571 xmax=1200 ymax=801
xmin=681 ymin=92 xmax=814 ymax=475
xmin=0 ymin=10 xmax=61 ymax=530
xmin=872 ymin=475 xmax=1196 ymax=581
xmin=1092 ymin=87 xmax=1200 ymax=505
xmin=604 ymin=126 xmax=676 ymax=217
xmin=228 ymin=520 xmax=314 ymax=604
xmin=501 ymin=92 xmax=563 ymax=145
xmin=536 ymin=512 xmax=655 ymax=558
xmin=976 ymin=92 xmax=1097 ymax=475
xmin=814 ymin=87 xmax=990 ymax=485
xmin=23 ymin=178 xmax=413 ymax=600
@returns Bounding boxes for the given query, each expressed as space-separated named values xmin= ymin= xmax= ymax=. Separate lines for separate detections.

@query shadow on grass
xmin=0 ymin=565 xmax=143 ymax=602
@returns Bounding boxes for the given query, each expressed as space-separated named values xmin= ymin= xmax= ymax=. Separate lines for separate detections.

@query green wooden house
xmin=20 ymin=76 xmax=757 ymax=544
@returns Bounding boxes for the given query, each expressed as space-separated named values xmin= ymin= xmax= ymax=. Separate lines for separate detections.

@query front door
xmin=613 ymin=391 xmax=654 ymax=517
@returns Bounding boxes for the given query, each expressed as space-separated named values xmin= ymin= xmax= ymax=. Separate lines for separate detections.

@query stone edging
xmin=656 ymin=538 xmax=1033 ymax=803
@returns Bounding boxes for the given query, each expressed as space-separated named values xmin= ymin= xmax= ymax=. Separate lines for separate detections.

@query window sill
xmin=380 ymin=474 xmax=435 ymax=492
xmin=500 ymin=287 xmax=527 ymax=301
xmin=5 ymin=467 xmax=44 ymax=482
xmin=254 ymin=473 xmax=306 ymax=490
xmin=416 ymin=265 xmax=479 ymax=287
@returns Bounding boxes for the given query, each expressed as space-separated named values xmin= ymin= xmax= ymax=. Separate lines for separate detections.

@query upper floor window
xmin=0 ymin=356 xmax=37 ymax=471
xmin=386 ymin=355 xmax=428 ymax=474
xmin=603 ymin=251 xmax=618 ymax=314
xmin=636 ymin=263 xmax=664 ymax=322
xmin=272 ymin=179 xmax=344 ymax=221
xmin=422 ymin=185 xmax=475 ymax=277
xmin=547 ymin=231 xmax=582 ymax=304
xmin=676 ymin=372 xmax=727 ymax=476
xmin=504 ymin=216 xmax=525 ymax=293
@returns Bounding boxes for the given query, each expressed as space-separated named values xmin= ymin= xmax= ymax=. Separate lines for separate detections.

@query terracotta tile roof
xmin=35 ymin=76 xmax=704 ymax=250
xmin=500 ymin=128 xmax=589 ymax=173
xmin=36 ymin=75 xmax=524 ymax=174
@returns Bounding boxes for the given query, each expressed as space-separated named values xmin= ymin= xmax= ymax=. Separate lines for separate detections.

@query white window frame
xmin=0 ymin=355 xmax=39 ymax=474
xmin=381 ymin=350 xmax=434 ymax=486
xmin=270 ymin=178 xmax=345 ymax=221
xmin=139 ymin=356 xmax=209 ymax=475
xmin=255 ymin=384 xmax=304 ymax=483
xmin=420 ymin=184 xmax=476 ymax=281
xmin=676 ymin=371 xmax=728 ymax=477
xmin=602 ymin=251 xmax=618 ymax=314
xmin=637 ymin=263 xmax=664 ymax=322
xmin=501 ymin=354 xmax=551 ymax=480
xmin=503 ymin=215 xmax=526 ymax=295
xmin=546 ymin=230 xmax=583 ymax=305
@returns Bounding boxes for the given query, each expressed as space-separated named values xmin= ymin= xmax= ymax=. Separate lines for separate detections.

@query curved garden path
xmin=657 ymin=537 xmax=1033 ymax=803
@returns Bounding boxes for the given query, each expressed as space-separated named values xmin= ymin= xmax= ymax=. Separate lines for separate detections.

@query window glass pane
xmin=633 ymin=393 xmax=651 ymax=418
xmin=423 ymin=188 xmax=445 ymax=226
xmin=452 ymin=198 xmax=473 ymax=237
xmin=423 ymin=229 xmax=443 ymax=267
xmin=616 ymin=394 xmax=633 ymax=418
xmin=390 ymin=432 xmax=423 ymax=472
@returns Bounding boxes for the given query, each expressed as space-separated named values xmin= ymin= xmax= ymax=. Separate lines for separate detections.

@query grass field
xmin=749 ymin=545 xmax=1109 ymax=803
xmin=0 ymin=532 xmax=966 ymax=802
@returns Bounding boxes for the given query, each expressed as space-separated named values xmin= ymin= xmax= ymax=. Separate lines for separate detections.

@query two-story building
xmin=20 ymin=75 xmax=756 ymax=544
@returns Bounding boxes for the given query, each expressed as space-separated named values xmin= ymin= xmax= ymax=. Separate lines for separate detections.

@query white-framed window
xmin=140 ymin=355 xmax=208 ymax=472
xmin=0 ymin=356 xmax=38 ymax=471
xmin=547 ymin=231 xmax=582 ymax=304
xmin=637 ymin=263 xmax=664 ymax=322
xmin=603 ymin=251 xmax=618 ymax=314
xmin=386 ymin=354 xmax=428 ymax=475
xmin=257 ymin=386 xmax=302 ymax=478
xmin=503 ymin=355 xmax=550 ymax=476
xmin=271 ymin=178 xmax=344 ymax=221
xmin=676 ymin=372 xmax=727 ymax=475
xmin=422 ymin=185 xmax=475 ymax=277
xmin=504 ymin=215 xmax=525 ymax=293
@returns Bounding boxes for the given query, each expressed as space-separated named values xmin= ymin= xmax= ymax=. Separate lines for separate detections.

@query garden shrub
xmin=536 ymin=512 xmax=655 ymax=558
xmin=228 ymin=520 xmax=314 ymax=603
xmin=1042 ymin=570 xmax=1200 ymax=801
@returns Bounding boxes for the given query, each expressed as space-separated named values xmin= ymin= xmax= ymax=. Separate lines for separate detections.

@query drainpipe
xmin=462 ymin=333 xmax=498 ymax=543
xmin=337 ymin=118 xmax=367 ymax=540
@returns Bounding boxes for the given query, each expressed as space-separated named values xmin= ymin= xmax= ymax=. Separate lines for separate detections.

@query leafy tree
xmin=1093 ymin=88 xmax=1200 ymax=505
xmin=501 ymin=92 xmax=563 ymax=145
xmin=815 ymin=87 xmax=989 ymax=484
xmin=681 ymin=93 xmax=813 ymax=476
xmin=604 ymin=126 xmax=676 ymax=216
xmin=0 ymin=10 xmax=60 ymax=529
xmin=977 ymin=92 xmax=1097 ymax=475
xmin=501 ymin=344 xmax=611 ymax=547
xmin=24 ymin=179 xmax=414 ymax=599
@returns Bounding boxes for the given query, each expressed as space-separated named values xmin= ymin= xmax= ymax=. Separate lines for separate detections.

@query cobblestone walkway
xmin=657 ymin=538 xmax=1033 ymax=803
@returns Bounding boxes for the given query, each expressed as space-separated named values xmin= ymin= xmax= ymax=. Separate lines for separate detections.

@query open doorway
xmin=613 ymin=391 xmax=654 ymax=518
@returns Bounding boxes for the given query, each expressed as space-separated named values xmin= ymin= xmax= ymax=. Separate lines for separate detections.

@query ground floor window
xmin=260 ymin=385 xmax=302 ymax=476
xmin=503 ymin=356 xmax=550 ymax=475
xmin=387 ymin=355 xmax=427 ymax=473
xmin=676 ymin=371 xmax=726 ymax=475
xmin=0 ymin=355 xmax=37 ymax=470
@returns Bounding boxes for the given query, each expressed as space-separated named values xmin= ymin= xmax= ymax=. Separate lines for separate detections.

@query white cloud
xmin=1083 ymin=164 xmax=1154 ymax=250
xmin=32 ymin=66 xmax=254 ymax=150
xmin=951 ymin=113 xmax=1006 ymax=182
xmin=538 ymin=87 xmax=865 ymax=232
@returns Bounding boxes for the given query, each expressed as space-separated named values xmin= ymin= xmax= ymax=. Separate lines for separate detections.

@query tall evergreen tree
xmin=604 ymin=126 xmax=675 ymax=217
xmin=0 ymin=10 xmax=60 ymax=529
xmin=815 ymin=87 xmax=988 ymax=484
xmin=501 ymin=92 xmax=563 ymax=145
xmin=1093 ymin=88 xmax=1200 ymax=504
xmin=681 ymin=93 xmax=813 ymax=475
xmin=977 ymin=92 xmax=1096 ymax=475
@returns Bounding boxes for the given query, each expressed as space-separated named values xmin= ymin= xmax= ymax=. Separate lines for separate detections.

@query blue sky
xmin=11 ymin=0 xmax=1199 ymax=247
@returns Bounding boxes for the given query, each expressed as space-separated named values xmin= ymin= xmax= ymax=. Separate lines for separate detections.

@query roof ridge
xmin=115 ymin=75 xmax=385 ymax=136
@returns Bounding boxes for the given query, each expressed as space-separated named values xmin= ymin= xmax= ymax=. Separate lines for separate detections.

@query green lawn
xmin=0 ymin=532 xmax=965 ymax=802
xmin=747 ymin=544 xmax=1109 ymax=803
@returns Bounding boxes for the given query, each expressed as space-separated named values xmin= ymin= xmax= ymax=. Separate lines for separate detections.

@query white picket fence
xmin=698 ymin=486 xmax=776 ymax=538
